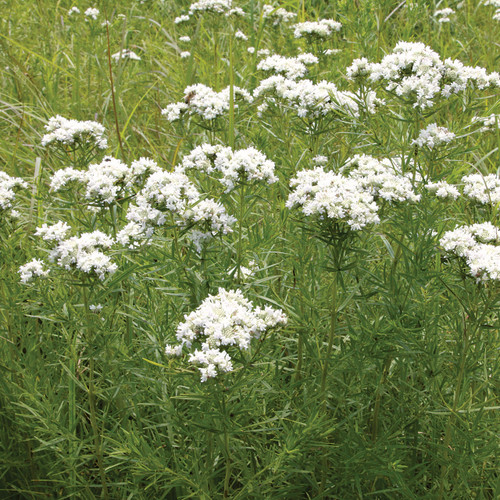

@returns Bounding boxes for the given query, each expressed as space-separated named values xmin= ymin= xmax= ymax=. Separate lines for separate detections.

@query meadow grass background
xmin=0 ymin=0 xmax=499 ymax=498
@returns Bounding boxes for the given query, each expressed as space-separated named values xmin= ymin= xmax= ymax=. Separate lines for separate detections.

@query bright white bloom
xmin=174 ymin=15 xmax=190 ymax=23
xmin=346 ymin=57 xmax=371 ymax=79
xmin=180 ymin=51 xmax=191 ymax=59
xmin=0 ymin=171 xmax=27 ymax=211
xmin=426 ymin=180 xmax=460 ymax=199
xmin=42 ymin=115 xmax=107 ymax=149
xmin=118 ymin=170 xmax=235 ymax=249
xmin=111 ymin=49 xmax=141 ymax=61
xmin=162 ymin=83 xmax=253 ymax=122
xmin=247 ymin=47 xmax=255 ymax=54
xmin=84 ymin=7 xmax=99 ymax=20
xmin=412 ymin=123 xmax=455 ymax=149
xmin=434 ymin=8 xmax=454 ymax=22
xmin=257 ymin=53 xmax=318 ymax=80
xmin=165 ymin=288 xmax=287 ymax=381
xmin=484 ymin=0 xmax=500 ymax=6
xmin=89 ymin=303 xmax=103 ymax=312
xmin=494 ymin=9 xmax=500 ymax=20
xmin=262 ymin=4 xmax=296 ymax=25
xmin=179 ymin=143 xmax=278 ymax=192
xmin=286 ymin=167 xmax=380 ymax=230
xmin=346 ymin=42 xmax=500 ymax=108
xmin=440 ymin=222 xmax=500 ymax=281
xmin=35 ymin=221 xmax=71 ymax=242
xmin=19 ymin=259 xmax=50 ymax=284
xmin=254 ymin=76 xmax=381 ymax=119
xmin=234 ymin=30 xmax=247 ymax=41
xmin=226 ymin=7 xmax=245 ymax=16
xmin=342 ymin=154 xmax=421 ymax=203
xmin=325 ymin=49 xmax=342 ymax=56
xmin=48 ymin=230 xmax=117 ymax=280
xmin=50 ymin=156 xmax=160 ymax=206
xmin=471 ymin=114 xmax=500 ymax=132
xmin=68 ymin=6 xmax=80 ymax=15
xmin=179 ymin=36 xmax=191 ymax=42
xmin=189 ymin=0 xmax=232 ymax=15
xmin=292 ymin=19 xmax=342 ymax=39
xmin=462 ymin=173 xmax=500 ymax=205
xmin=257 ymin=49 xmax=271 ymax=57
xmin=313 ymin=155 xmax=328 ymax=166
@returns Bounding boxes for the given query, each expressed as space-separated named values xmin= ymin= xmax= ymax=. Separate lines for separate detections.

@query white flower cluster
xmin=286 ymin=168 xmax=380 ymax=230
xmin=234 ymin=30 xmax=248 ymax=40
xmin=175 ymin=0 xmax=244 ymax=19
xmin=162 ymin=84 xmax=253 ymax=122
xmin=292 ymin=19 xmax=342 ymax=39
xmin=262 ymin=4 xmax=296 ymax=25
xmin=0 ymin=171 xmax=27 ymax=212
xmin=483 ymin=0 xmax=500 ymax=19
xmin=412 ymin=123 xmax=456 ymax=149
xmin=111 ymin=49 xmax=141 ymax=61
xmin=41 ymin=115 xmax=107 ymax=150
xmin=440 ymin=222 xmax=500 ymax=281
xmin=426 ymin=180 xmax=460 ymax=199
xmin=288 ymin=155 xmax=420 ymax=229
xmin=346 ymin=42 xmax=500 ymax=108
xmin=462 ymin=173 xmax=500 ymax=205
xmin=471 ymin=114 xmax=500 ymax=132
xmin=341 ymin=155 xmax=421 ymax=203
xmin=20 ymin=227 xmax=117 ymax=282
xmin=84 ymin=7 xmax=99 ymax=20
xmin=117 ymin=170 xmax=235 ymax=250
xmin=50 ymin=156 xmax=161 ymax=207
xmin=254 ymin=76 xmax=381 ymax=119
xmin=179 ymin=35 xmax=191 ymax=43
xmin=165 ymin=288 xmax=287 ymax=382
xmin=19 ymin=259 xmax=50 ymax=284
xmin=257 ymin=53 xmax=318 ymax=80
xmin=179 ymin=143 xmax=278 ymax=191
xmin=68 ymin=6 xmax=80 ymax=15
xmin=434 ymin=8 xmax=454 ymax=22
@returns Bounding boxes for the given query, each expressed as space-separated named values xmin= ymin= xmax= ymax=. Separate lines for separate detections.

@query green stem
xmin=82 ymin=284 xmax=109 ymax=499
xmin=236 ymin=184 xmax=245 ymax=284
xmin=438 ymin=314 xmax=471 ymax=499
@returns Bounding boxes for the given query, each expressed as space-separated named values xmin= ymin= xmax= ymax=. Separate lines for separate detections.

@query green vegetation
xmin=0 ymin=1 xmax=499 ymax=498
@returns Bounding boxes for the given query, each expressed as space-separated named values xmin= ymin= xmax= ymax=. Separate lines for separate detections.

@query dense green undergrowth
xmin=0 ymin=0 xmax=499 ymax=498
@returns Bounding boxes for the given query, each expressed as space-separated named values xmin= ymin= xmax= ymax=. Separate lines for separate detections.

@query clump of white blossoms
xmin=117 ymin=170 xmax=235 ymax=251
xmin=471 ymin=114 xmax=499 ymax=132
xmin=254 ymin=76 xmax=382 ymax=119
xmin=68 ymin=6 xmax=80 ymax=15
xmin=178 ymin=143 xmax=278 ymax=192
xmin=440 ymin=222 xmax=500 ymax=282
xmin=20 ymin=227 xmax=117 ymax=282
xmin=412 ymin=123 xmax=456 ymax=149
xmin=341 ymin=155 xmax=421 ymax=203
xmin=434 ymin=8 xmax=455 ymax=22
xmin=257 ymin=53 xmax=318 ymax=80
xmin=162 ymin=83 xmax=253 ymax=122
xmin=41 ymin=115 xmax=107 ymax=150
xmin=287 ymin=168 xmax=380 ymax=230
xmin=292 ymin=19 xmax=342 ymax=39
xmin=346 ymin=41 xmax=500 ymax=108
xmin=0 ymin=171 xmax=27 ymax=214
xmin=165 ymin=288 xmax=287 ymax=382
xmin=426 ymin=180 xmax=460 ymax=199
xmin=50 ymin=156 xmax=161 ymax=208
xmin=84 ymin=7 xmax=99 ymax=20
xmin=262 ymin=4 xmax=296 ymax=25
xmin=179 ymin=35 xmax=191 ymax=42
xmin=187 ymin=0 xmax=244 ymax=16
xmin=234 ymin=30 xmax=248 ymax=41
xmin=19 ymin=259 xmax=50 ymax=284
xmin=462 ymin=173 xmax=500 ymax=205
xmin=111 ymin=49 xmax=141 ymax=61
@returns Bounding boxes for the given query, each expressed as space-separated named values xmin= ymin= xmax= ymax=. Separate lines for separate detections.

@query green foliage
xmin=0 ymin=0 xmax=499 ymax=498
